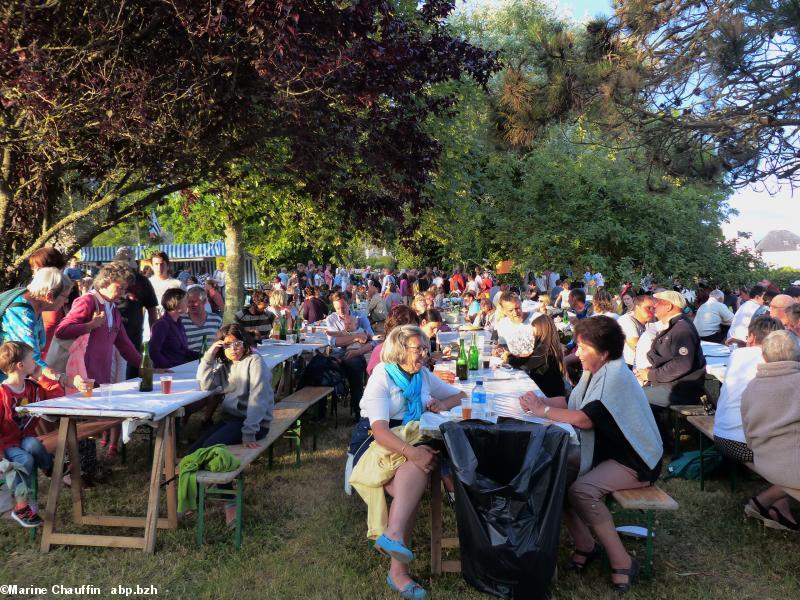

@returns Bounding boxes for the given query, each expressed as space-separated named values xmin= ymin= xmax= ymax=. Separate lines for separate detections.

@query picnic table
xmin=701 ymin=341 xmax=731 ymax=383
xmin=421 ymin=360 xmax=577 ymax=574
xmin=24 ymin=373 xmax=212 ymax=553
xmin=20 ymin=339 xmax=328 ymax=554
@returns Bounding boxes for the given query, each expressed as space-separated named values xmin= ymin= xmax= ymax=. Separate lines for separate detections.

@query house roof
xmin=755 ymin=230 xmax=800 ymax=253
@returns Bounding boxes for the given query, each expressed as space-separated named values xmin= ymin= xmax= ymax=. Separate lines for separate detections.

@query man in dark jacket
xmin=636 ymin=290 xmax=707 ymax=407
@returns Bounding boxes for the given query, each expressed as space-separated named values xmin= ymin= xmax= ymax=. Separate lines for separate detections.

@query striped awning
xmin=80 ymin=242 xmax=226 ymax=262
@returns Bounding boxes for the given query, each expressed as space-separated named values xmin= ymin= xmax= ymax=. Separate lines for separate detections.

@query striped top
xmin=180 ymin=312 xmax=223 ymax=352
xmin=234 ymin=306 xmax=275 ymax=338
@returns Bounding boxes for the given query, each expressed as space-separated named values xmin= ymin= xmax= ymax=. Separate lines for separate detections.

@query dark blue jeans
xmin=4 ymin=436 xmax=54 ymax=498
xmin=188 ymin=419 xmax=269 ymax=454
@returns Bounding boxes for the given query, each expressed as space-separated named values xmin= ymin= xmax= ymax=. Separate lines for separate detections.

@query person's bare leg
xmin=383 ymin=462 xmax=429 ymax=589
xmin=752 ymin=485 xmax=791 ymax=519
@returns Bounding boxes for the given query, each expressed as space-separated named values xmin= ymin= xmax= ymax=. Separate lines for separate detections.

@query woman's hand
xmin=243 ymin=441 xmax=260 ymax=449
xmin=519 ymin=391 xmax=545 ymax=415
xmin=426 ymin=399 xmax=445 ymax=413
xmin=87 ymin=310 xmax=106 ymax=330
xmin=408 ymin=445 xmax=439 ymax=474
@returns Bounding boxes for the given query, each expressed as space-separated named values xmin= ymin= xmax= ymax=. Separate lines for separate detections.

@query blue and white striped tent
xmin=80 ymin=242 xmax=261 ymax=288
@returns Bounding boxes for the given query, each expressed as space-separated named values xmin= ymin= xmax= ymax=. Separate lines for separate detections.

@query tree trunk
xmin=223 ymin=217 xmax=244 ymax=325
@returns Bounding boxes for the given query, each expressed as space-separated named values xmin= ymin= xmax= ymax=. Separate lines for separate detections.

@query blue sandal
xmin=375 ymin=534 xmax=414 ymax=563
xmin=386 ymin=575 xmax=428 ymax=599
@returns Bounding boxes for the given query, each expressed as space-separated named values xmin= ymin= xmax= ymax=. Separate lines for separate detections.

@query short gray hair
xmin=380 ymin=325 xmax=429 ymax=365
xmin=186 ymin=284 xmax=207 ymax=299
xmin=94 ymin=261 xmax=134 ymax=290
xmin=27 ymin=267 xmax=72 ymax=300
xmin=761 ymin=330 xmax=800 ymax=363
xmin=710 ymin=289 xmax=725 ymax=302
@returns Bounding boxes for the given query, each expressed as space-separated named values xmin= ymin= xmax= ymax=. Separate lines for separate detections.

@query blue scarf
xmin=384 ymin=363 xmax=424 ymax=424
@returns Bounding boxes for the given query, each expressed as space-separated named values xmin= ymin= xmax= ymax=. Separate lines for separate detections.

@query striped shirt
xmin=180 ymin=312 xmax=223 ymax=352
xmin=234 ymin=306 xmax=275 ymax=338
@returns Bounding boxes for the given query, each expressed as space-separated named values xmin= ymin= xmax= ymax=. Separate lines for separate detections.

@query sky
xmin=462 ymin=0 xmax=800 ymax=243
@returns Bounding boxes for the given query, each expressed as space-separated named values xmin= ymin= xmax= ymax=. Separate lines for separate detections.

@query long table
xmin=21 ymin=339 xmax=326 ymax=553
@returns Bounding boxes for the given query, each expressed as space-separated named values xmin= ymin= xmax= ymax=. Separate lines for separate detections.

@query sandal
xmin=568 ymin=542 xmax=602 ymax=572
xmin=611 ymin=555 xmax=639 ymax=595
xmin=766 ymin=506 xmax=800 ymax=532
xmin=375 ymin=534 xmax=414 ymax=564
xmin=744 ymin=496 xmax=782 ymax=528
xmin=386 ymin=575 xmax=428 ymax=599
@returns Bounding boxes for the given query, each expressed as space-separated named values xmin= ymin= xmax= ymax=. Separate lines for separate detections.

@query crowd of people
xmin=2 ymin=249 xmax=800 ymax=598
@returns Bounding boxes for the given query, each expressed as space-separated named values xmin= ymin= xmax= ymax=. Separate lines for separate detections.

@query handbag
xmin=46 ymin=293 xmax=101 ymax=373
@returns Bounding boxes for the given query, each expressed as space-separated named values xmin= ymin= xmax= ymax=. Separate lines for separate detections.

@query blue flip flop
xmin=375 ymin=534 xmax=414 ymax=563
xmin=386 ymin=575 xmax=428 ymax=599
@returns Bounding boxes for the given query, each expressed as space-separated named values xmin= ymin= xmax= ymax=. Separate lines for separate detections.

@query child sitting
xmin=0 ymin=341 xmax=55 ymax=528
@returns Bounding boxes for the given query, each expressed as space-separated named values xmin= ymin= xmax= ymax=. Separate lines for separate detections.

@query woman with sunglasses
xmin=192 ymin=323 xmax=273 ymax=452
xmin=350 ymin=325 xmax=465 ymax=599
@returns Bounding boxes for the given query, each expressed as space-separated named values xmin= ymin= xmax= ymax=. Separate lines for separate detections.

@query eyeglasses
xmin=223 ymin=341 xmax=244 ymax=350
xmin=405 ymin=345 xmax=429 ymax=356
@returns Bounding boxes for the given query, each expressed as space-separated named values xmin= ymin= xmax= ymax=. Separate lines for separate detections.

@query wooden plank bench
xmin=193 ymin=386 xmax=333 ymax=548
xmin=686 ymin=415 xmax=800 ymax=501
xmin=610 ymin=485 xmax=679 ymax=579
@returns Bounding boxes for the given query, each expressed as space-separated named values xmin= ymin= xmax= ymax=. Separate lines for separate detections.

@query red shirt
xmin=0 ymin=380 xmax=47 ymax=453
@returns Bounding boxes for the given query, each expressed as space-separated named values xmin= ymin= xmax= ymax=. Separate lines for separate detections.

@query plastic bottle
xmin=472 ymin=380 xmax=487 ymax=420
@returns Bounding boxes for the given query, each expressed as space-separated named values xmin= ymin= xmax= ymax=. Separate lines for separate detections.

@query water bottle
xmin=472 ymin=380 xmax=487 ymax=420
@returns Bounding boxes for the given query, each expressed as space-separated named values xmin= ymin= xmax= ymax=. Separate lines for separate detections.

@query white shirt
xmin=149 ymin=276 xmax=184 ymax=316
xmin=474 ymin=274 xmax=483 ymax=290
xmin=466 ymin=280 xmax=478 ymax=293
xmin=496 ymin=314 xmax=536 ymax=356
xmin=592 ymin=311 xmax=619 ymax=320
xmin=432 ymin=276 xmax=444 ymax=287
xmin=213 ymin=269 xmax=226 ymax=288
xmin=548 ymin=272 xmax=560 ymax=290
xmin=618 ymin=313 xmax=646 ymax=366
xmin=558 ymin=288 xmax=571 ymax=308
xmin=713 ymin=346 xmax=762 ymax=442
xmin=694 ymin=297 xmax=734 ymax=337
xmin=634 ymin=322 xmax=662 ymax=369
xmin=728 ymin=299 xmax=764 ymax=342
xmin=360 ymin=363 xmax=461 ymax=423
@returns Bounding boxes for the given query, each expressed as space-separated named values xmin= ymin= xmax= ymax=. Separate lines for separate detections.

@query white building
xmin=756 ymin=230 xmax=800 ymax=269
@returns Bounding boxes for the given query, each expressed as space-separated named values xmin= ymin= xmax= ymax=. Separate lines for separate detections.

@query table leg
xmin=65 ymin=419 xmax=84 ymax=524
xmin=430 ymin=462 xmax=443 ymax=575
xmin=164 ymin=418 xmax=178 ymax=529
xmin=143 ymin=419 xmax=167 ymax=553
xmin=40 ymin=417 xmax=70 ymax=552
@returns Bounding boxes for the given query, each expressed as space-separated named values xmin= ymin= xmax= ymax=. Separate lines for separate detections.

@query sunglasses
xmin=405 ymin=345 xmax=429 ymax=356
xmin=223 ymin=340 xmax=244 ymax=350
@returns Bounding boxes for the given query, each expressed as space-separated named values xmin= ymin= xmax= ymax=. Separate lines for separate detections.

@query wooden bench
xmin=193 ymin=386 xmax=333 ymax=548
xmin=610 ymin=485 xmax=679 ymax=579
xmin=686 ymin=415 xmax=800 ymax=501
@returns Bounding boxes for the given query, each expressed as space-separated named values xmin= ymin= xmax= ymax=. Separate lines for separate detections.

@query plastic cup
xmin=461 ymin=396 xmax=472 ymax=420
xmin=99 ymin=383 xmax=113 ymax=400
xmin=82 ymin=379 xmax=95 ymax=398
xmin=160 ymin=376 xmax=173 ymax=394
xmin=286 ymin=334 xmax=295 ymax=344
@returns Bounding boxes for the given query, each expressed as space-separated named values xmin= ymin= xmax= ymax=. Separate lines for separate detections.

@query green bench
xmin=687 ymin=414 xmax=800 ymax=502
xmin=609 ymin=485 xmax=679 ymax=579
xmin=193 ymin=386 xmax=333 ymax=549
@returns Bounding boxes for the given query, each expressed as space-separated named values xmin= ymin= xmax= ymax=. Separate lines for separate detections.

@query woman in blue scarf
xmin=353 ymin=325 xmax=464 ymax=599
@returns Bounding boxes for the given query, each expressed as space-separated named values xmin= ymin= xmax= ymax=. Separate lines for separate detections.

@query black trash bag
xmin=296 ymin=354 xmax=349 ymax=416
xmin=440 ymin=420 xmax=571 ymax=600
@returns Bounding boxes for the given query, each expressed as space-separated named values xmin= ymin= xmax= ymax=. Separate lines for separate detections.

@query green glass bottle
xmin=139 ymin=342 xmax=153 ymax=392
xmin=279 ymin=315 xmax=288 ymax=341
xmin=468 ymin=333 xmax=480 ymax=370
xmin=200 ymin=334 xmax=209 ymax=355
xmin=456 ymin=338 xmax=469 ymax=381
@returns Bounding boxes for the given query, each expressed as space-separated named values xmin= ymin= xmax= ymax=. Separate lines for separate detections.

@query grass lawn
xmin=1 ymin=412 xmax=799 ymax=600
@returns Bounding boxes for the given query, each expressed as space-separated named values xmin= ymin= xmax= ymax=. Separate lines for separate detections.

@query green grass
xmin=1 ymin=414 xmax=799 ymax=600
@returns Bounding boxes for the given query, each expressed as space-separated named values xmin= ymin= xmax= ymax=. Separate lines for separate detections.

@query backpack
xmin=297 ymin=354 xmax=349 ymax=404
xmin=0 ymin=287 xmax=28 ymax=325
xmin=0 ymin=287 xmax=30 ymax=341
xmin=665 ymin=447 xmax=722 ymax=480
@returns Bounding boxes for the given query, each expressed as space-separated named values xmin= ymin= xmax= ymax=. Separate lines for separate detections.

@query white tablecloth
xmin=422 ymin=361 xmax=577 ymax=441
xmin=701 ymin=341 xmax=731 ymax=382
